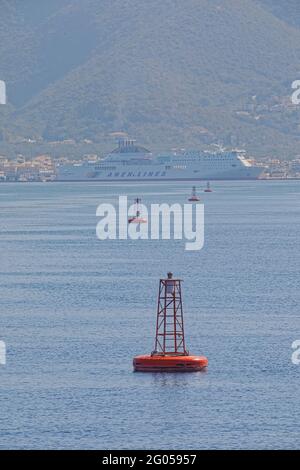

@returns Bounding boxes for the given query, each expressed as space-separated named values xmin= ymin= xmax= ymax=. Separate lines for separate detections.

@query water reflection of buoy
xmin=188 ymin=186 xmax=200 ymax=202
xmin=204 ymin=182 xmax=212 ymax=192
xmin=128 ymin=198 xmax=147 ymax=224
xmin=133 ymin=272 xmax=208 ymax=372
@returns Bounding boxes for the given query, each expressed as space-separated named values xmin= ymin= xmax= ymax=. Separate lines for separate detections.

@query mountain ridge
xmin=1 ymin=0 xmax=300 ymax=158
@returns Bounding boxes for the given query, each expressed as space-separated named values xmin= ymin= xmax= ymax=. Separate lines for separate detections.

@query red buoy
xmin=128 ymin=198 xmax=147 ymax=224
xmin=204 ymin=181 xmax=212 ymax=192
xmin=133 ymin=272 xmax=208 ymax=372
xmin=188 ymin=186 xmax=200 ymax=202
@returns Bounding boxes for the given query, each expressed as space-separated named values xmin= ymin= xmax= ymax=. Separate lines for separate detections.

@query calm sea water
xmin=0 ymin=180 xmax=300 ymax=450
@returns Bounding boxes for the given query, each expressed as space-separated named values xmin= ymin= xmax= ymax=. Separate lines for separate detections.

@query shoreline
xmin=0 ymin=177 xmax=299 ymax=183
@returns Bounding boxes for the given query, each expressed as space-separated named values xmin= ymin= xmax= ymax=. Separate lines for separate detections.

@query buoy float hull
xmin=133 ymin=355 xmax=208 ymax=372
xmin=188 ymin=197 xmax=200 ymax=202
xmin=128 ymin=217 xmax=147 ymax=224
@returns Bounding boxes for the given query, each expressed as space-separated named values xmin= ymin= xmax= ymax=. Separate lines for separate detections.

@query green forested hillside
xmin=1 ymin=0 xmax=300 ymax=158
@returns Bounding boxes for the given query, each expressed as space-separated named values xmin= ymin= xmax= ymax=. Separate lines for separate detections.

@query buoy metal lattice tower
xmin=153 ymin=272 xmax=187 ymax=356
xmin=133 ymin=272 xmax=208 ymax=372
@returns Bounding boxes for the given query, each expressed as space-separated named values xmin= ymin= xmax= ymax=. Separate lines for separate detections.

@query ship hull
xmin=56 ymin=165 xmax=263 ymax=181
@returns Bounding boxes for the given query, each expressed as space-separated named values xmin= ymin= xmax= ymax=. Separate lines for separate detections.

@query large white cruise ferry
xmin=56 ymin=140 xmax=264 ymax=181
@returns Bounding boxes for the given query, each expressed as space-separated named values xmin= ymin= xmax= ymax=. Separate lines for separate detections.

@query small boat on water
xmin=128 ymin=198 xmax=147 ymax=224
xmin=188 ymin=186 xmax=200 ymax=202
xmin=204 ymin=181 xmax=212 ymax=192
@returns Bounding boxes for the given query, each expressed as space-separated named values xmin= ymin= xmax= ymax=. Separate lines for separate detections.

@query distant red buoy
xmin=128 ymin=197 xmax=147 ymax=224
xmin=204 ymin=182 xmax=212 ymax=192
xmin=133 ymin=272 xmax=208 ymax=372
xmin=188 ymin=186 xmax=200 ymax=202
